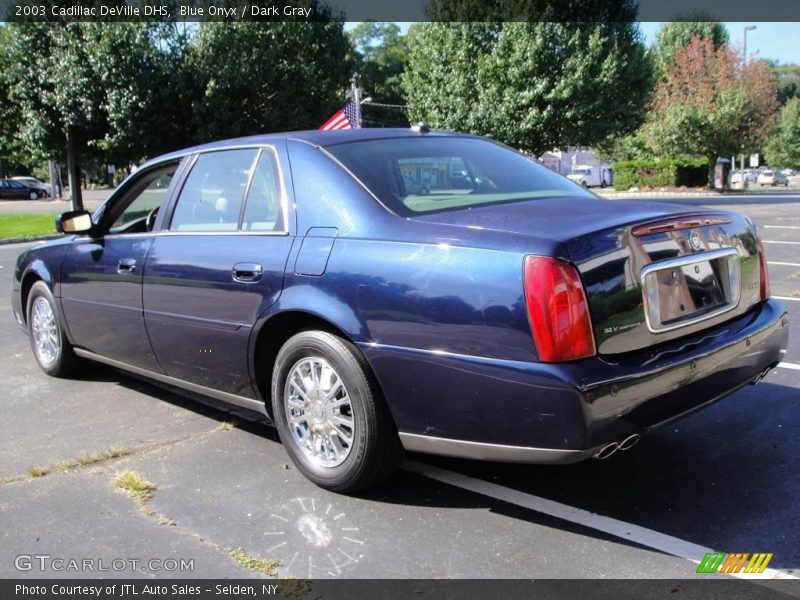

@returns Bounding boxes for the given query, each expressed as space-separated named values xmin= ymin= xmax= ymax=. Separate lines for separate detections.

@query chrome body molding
xmin=398 ymin=432 xmax=601 ymax=464
xmin=73 ymin=348 xmax=269 ymax=416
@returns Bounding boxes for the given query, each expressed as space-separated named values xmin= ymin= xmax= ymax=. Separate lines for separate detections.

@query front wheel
xmin=27 ymin=281 xmax=81 ymax=377
xmin=271 ymin=331 xmax=403 ymax=493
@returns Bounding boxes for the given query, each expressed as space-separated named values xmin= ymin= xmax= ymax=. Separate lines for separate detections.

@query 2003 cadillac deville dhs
xmin=12 ymin=128 xmax=789 ymax=492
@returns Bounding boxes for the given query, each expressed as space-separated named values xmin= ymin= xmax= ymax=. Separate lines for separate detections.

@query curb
xmin=0 ymin=234 xmax=60 ymax=246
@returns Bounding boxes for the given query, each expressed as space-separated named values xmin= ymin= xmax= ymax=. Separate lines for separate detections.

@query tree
xmin=1 ymin=22 xmax=179 ymax=209
xmin=768 ymin=61 xmax=800 ymax=104
xmin=402 ymin=20 xmax=653 ymax=156
xmin=645 ymin=37 xmax=779 ymax=184
xmin=189 ymin=20 xmax=352 ymax=141
xmin=349 ymin=22 xmax=409 ymax=106
xmin=651 ymin=17 xmax=728 ymax=76
xmin=765 ymin=98 xmax=800 ymax=168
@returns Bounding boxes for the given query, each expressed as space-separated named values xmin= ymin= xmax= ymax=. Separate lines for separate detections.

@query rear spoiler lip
xmin=631 ymin=214 xmax=732 ymax=237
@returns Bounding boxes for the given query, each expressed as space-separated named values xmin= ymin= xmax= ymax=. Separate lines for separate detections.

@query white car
xmin=11 ymin=176 xmax=52 ymax=196
xmin=757 ymin=170 xmax=789 ymax=187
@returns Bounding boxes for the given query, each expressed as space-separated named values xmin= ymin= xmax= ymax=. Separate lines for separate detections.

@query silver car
xmin=757 ymin=170 xmax=789 ymax=187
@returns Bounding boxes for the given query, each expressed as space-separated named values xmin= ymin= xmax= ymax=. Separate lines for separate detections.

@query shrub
xmin=613 ymin=157 xmax=708 ymax=189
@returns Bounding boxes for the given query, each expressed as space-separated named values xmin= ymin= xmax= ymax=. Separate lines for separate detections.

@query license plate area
xmin=641 ymin=248 xmax=741 ymax=333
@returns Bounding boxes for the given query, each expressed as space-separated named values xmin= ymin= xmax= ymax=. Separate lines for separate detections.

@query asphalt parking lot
xmin=0 ymin=194 xmax=798 ymax=584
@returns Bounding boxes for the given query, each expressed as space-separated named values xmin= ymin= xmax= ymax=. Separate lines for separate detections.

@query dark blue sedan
xmin=11 ymin=129 xmax=789 ymax=492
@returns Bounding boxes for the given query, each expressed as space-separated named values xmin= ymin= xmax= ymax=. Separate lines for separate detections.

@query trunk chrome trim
xmin=398 ymin=432 xmax=601 ymax=464
xmin=73 ymin=348 xmax=268 ymax=416
xmin=640 ymin=248 xmax=741 ymax=334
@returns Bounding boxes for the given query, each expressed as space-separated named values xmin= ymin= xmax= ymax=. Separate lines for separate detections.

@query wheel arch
xmin=20 ymin=262 xmax=56 ymax=325
xmin=249 ymin=310 xmax=368 ymax=421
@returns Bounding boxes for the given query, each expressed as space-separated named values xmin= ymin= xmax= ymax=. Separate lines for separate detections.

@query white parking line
xmin=763 ymin=225 xmax=800 ymax=230
xmin=768 ymin=261 xmax=800 ymax=267
xmin=404 ymin=460 xmax=798 ymax=581
xmin=779 ymin=362 xmax=800 ymax=371
xmin=762 ymin=240 xmax=800 ymax=245
xmin=775 ymin=296 xmax=800 ymax=302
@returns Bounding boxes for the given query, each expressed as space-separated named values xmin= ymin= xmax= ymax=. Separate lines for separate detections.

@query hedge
xmin=612 ymin=158 xmax=709 ymax=190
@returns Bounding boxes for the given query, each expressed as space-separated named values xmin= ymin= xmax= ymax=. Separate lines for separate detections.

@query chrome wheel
xmin=31 ymin=296 xmax=59 ymax=367
xmin=283 ymin=356 xmax=355 ymax=468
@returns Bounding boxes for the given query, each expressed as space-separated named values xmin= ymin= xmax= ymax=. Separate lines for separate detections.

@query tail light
xmin=756 ymin=238 xmax=770 ymax=300
xmin=524 ymin=256 xmax=596 ymax=362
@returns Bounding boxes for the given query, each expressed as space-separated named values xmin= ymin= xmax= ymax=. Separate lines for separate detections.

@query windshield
xmin=571 ymin=168 xmax=592 ymax=175
xmin=325 ymin=136 xmax=590 ymax=216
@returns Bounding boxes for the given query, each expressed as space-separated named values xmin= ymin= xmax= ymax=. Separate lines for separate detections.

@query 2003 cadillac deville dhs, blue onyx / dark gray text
xmin=11 ymin=129 xmax=789 ymax=492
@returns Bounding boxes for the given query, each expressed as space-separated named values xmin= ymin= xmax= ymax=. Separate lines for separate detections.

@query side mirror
xmin=56 ymin=210 xmax=93 ymax=234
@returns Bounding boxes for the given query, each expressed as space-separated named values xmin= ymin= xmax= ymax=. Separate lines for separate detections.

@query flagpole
xmin=352 ymin=73 xmax=362 ymax=129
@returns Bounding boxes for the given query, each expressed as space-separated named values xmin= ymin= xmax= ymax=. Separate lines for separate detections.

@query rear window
xmin=325 ymin=136 xmax=590 ymax=216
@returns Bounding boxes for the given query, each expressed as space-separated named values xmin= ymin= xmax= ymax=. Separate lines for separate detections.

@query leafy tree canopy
xmin=652 ymin=16 xmax=729 ymax=75
xmin=349 ymin=22 xmax=409 ymax=106
xmin=765 ymin=97 xmax=800 ymax=168
xmin=403 ymin=20 xmax=653 ymax=156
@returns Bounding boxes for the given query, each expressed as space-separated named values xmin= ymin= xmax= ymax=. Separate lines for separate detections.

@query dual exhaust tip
xmin=594 ymin=433 xmax=640 ymax=460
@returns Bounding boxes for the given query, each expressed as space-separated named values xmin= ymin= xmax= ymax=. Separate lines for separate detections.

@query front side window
xmin=109 ymin=170 xmax=176 ymax=233
xmin=325 ymin=136 xmax=592 ymax=216
xmin=170 ymin=150 xmax=257 ymax=231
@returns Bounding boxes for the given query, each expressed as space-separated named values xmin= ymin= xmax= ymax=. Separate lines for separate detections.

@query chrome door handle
xmin=117 ymin=258 xmax=137 ymax=273
xmin=232 ymin=262 xmax=262 ymax=283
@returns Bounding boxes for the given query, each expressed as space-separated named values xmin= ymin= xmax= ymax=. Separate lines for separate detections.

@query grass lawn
xmin=0 ymin=213 xmax=59 ymax=239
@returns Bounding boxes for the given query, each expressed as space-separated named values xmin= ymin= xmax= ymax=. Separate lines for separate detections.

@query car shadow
xmin=96 ymin=364 xmax=798 ymax=570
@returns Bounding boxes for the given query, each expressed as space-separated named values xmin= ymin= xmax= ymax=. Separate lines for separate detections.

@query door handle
xmin=232 ymin=262 xmax=262 ymax=283
xmin=117 ymin=258 xmax=137 ymax=273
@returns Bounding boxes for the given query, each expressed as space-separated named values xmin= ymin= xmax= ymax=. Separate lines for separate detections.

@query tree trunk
xmin=707 ymin=156 xmax=717 ymax=189
xmin=66 ymin=127 xmax=83 ymax=211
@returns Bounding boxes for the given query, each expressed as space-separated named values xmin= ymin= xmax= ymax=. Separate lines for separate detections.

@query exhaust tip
xmin=594 ymin=442 xmax=619 ymax=460
xmin=618 ymin=433 xmax=640 ymax=451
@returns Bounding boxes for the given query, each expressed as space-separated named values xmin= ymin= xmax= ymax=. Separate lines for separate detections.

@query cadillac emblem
xmin=689 ymin=229 xmax=703 ymax=251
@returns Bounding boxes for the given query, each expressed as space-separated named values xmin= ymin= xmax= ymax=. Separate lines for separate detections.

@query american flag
xmin=319 ymin=100 xmax=359 ymax=130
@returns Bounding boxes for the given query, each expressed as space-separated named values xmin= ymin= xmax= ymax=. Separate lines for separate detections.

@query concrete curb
xmin=0 ymin=234 xmax=60 ymax=246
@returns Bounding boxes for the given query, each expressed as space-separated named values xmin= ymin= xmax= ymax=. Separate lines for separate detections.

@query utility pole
xmin=741 ymin=25 xmax=757 ymax=179
xmin=66 ymin=126 xmax=83 ymax=211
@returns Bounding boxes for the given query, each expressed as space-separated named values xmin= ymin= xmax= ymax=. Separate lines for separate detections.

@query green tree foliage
xmin=651 ymin=17 xmax=728 ymax=76
xmin=767 ymin=61 xmax=800 ymax=104
xmin=765 ymin=98 xmax=800 ymax=168
xmin=190 ymin=21 xmax=352 ymax=141
xmin=646 ymin=37 xmax=779 ymax=183
xmin=403 ymin=21 xmax=653 ymax=156
xmin=349 ymin=22 xmax=409 ymax=106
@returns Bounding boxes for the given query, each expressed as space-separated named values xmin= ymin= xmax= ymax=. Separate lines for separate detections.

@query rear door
xmin=143 ymin=145 xmax=294 ymax=398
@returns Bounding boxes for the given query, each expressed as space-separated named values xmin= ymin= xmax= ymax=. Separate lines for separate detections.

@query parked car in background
xmin=567 ymin=165 xmax=611 ymax=188
xmin=12 ymin=176 xmax=51 ymax=197
xmin=11 ymin=129 xmax=789 ymax=492
xmin=0 ymin=178 xmax=46 ymax=200
xmin=730 ymin=170 xmax=747 ymax=185
xmin=757 ymin=170 xmax=789 ymax=187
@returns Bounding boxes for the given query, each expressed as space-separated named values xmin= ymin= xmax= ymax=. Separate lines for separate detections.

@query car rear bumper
xmin=363 ymin=298 xmax=789 ymax=463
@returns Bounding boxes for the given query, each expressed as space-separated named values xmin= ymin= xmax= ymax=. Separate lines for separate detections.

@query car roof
xmin=140 ymin=128 xmax=477 ymax=169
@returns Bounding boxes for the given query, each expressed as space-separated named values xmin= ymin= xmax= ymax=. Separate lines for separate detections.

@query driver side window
xmin=108 ymin=168 xmax=176 ymax=234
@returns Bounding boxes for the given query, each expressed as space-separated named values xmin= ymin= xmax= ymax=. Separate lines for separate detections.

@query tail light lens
xmin=524 ymin=256 xmax=596 ymax=362
xmin=756 ymin=238 xmax=770 ymax=300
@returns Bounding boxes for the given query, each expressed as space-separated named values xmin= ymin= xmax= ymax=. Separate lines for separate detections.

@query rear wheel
xmin=29 ymin=191 xmax=37 ymax=200
xmin=271 ymin=331 xmax=403 ymax=493
xmin=27 ymin=281 xmax=81 ymax=377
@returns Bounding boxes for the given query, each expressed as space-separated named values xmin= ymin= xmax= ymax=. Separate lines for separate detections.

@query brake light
xmin=524 ymin=256 xmax=596 ymax=362
xmin=756 ymin=238 xmax=770 ymax=300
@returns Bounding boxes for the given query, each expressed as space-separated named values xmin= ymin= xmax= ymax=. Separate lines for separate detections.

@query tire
xmin=27 ymin=281 xmax=81 ymax=377
xmin=419 ymin=186 xmax=430 ymax=196
xmin=29 ymin=191 xmax=37 ymax=200
xmin=582 ymin=180 xmax=588 ymax=188
xmin=600 ymin=180 xmax=607 ymax=188
xmin=271 ymin=330 xmax=403 ymax=493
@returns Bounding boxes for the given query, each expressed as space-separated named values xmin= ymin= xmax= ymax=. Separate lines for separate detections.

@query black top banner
xmin=1 ymin=0 xmax=799 ymax=22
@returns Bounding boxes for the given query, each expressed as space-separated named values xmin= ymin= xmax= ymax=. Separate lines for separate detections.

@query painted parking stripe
xmin=768 ymin=261 xmax=800 ymax=267
xmin=404 ymin=460 xmax=798 ymax=581
xmin=778 ymin=362 xmax=800 ymax=371
xmin=774 ymin=296 xmax=800 ymax=302
xmin=763 ymin=225 xmax=800 ymax=230
xmin=762 ymin=240 xmax=800 ymax=245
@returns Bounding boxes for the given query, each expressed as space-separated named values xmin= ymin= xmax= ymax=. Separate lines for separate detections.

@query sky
xmin=348 ymin=22 xmax=800 ymax=65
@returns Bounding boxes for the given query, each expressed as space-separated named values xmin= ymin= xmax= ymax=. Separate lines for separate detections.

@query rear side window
xmin=241 ymin=150 xmax=283 ymax=231
xmin=325 ymin=136 xmax=591 ymax=216
xmin=170 ymin=149 xmax=257 ymax=231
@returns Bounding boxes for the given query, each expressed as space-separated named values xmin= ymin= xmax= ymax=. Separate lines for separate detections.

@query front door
xmin=143 ymin=147 xmax=293 ymax=398
xmin=60 ymin=162 xmax=181 ymax=370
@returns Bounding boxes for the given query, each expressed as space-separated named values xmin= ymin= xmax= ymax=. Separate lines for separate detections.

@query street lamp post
xmin=740 ymin=25 xmax=757 ymax=179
